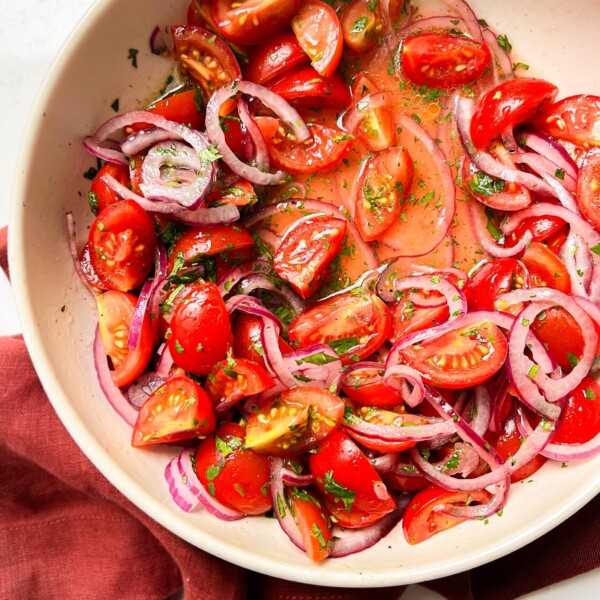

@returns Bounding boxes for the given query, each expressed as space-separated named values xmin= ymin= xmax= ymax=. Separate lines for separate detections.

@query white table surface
xmin=0 ymin=1 xmax=598 ymax=598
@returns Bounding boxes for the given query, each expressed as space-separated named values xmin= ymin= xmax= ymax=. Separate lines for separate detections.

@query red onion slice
xmin=121 ymin=126 xmax=178 ymax=156
xmin=482 ymin=28 xmax=514 ymax=84
xmin=155 ymin=344 xmax=174 ymax=379
xmin=281 ymin=467 xmax=314 ymax=487
xmin=237 ymin=98 xmax=270 ymax=173
xmin=149 ymin=25 xmax=168 ymax=56
xmin=127 ymin=371 xmax=167 ymax=408
xmin=383 ymin=364 xmax=427 ymax=408
xmin=369 ymin=452 xmax=400 ymax=474
xmin=441 ymin=0 xmax=484 ymax=41
xmin=521 ymin=131 xmax=578 ymax=182
xmin=127 ymin=279 xmax=153 ymax=351
xmin=513 ymin=152 xmax=577 ymax=194
xmin=165 ymin=453 xmax=200 ymax=512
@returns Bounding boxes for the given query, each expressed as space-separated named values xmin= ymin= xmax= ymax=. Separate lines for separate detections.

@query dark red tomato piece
xmin=288 ymin=289 xmax=392 ymax=365
xmin=521 ymin=242 xmax=571 ymax=293
xmin=341 ymin=365 xmax=401 ymax=408
xmin=273 ymin=214 xmax=347 ymax=298
xmin=534 ymin=95 xmax=600 ymax=148
xmin=309 ymin=429 xmax=396 ymax=529
xmin=212 ymin=0 xmax=302 ymax=46
xmin=462 ymin=156 xmax=531 ymax=211
xmin=195 ymin=422 xmax=272 ymax=514
xmin=245 ymin=386 xmax=345 ymax=455
xmin=132 ymin=376 xmax=216 ymax=446
xmin=287 ymin=487 xmax=333 ymax=561
xmin=382 ymin=468 xmax=430 ymax=493
xmin=399 ymin=319 xmax=508 ymax=389
xmin=470 ymin=78 xmax=558 ymax=149
xmin=402 ymin=485 xmax=492 ymax=544
xmin=576 ymin=147 xmax=600 ymax=230
xmin=401 ymin=33 xmax=491 ymax=88
xmin=355 ymin=146 xmax=413 ymax=241
xmin=214 ymin=247 xmax=256 ymax=281
xmin=90 ymin=164 xmax=130 ymax=214
xmin=168 ymin=281 xmax=233 ymax=375
xmin=504 ymin=215 xmax=568 ymax=253
xmin=244 ymin=30 xmax=309 ymax=85
xmin=553 ymin=376 xmax=600 ymax=444
xmin=96 ymin=290 xmax=155 ymax=388
xmin=256 ymin=117 xmax=353 ymax=174
xmin=467 ymin=258 xmax=528 ymax=311
xmin=340 ymin=0 xmax=382 ymax=54
xmin=205 ymin=356 xmax=275 ymax=407
xmin=291 ymin=0 xmax=343 ymax=78
xmin=89 ymin=200 xmax=157 ymax=292
xmin=268 ymin=66 xmax=352 ymax=111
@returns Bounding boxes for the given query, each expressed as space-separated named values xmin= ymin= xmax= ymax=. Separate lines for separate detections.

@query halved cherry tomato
xmin=212 ymin=0 xmax=302 ymax=46
xmin=467 ymin=258 xmax=528 ymax=311
xmin=354 ymin=146 xmax=413 ymax=241
xmin=89 ymin=164 xmax=130 ymax=214
xmin=341 ymin=365 xmax=401 ymax=407
xmin=79 ymin=243 xmax=108 ymax=292
xmin=205 ymin=356 xmax=275 ymax=407
xmin=268 ymin=66 xmax=352 ymax=111
xmin=470 ymin=78 xmax=558 ymax=149
xmin=399 ymin=320 xmax=508 ymax=389
xmin=552 ymin=376 xmax=600 ymax=445
xmin=89 ymin=200 xmax=157 ymax=292
xmin=309 ymin=429 xmax=396 ymax=528
xmin=534 ymin=94 xmax=600 ymax=148
xmin=402 ymin=484 xmax=492 ymax=544
xmin=340 ymin=0 xmax=382 ymax=54
xmin=401 ymin=33 xmax=491 ymax=88
xmin=576 ymin=147 xmax=600 ymax=230
xmin=288 ymin=289 xmax=392 ymax=365
xmin=168 ymin=281 xmax=233 ymax=375
xmin=245 ymin=30 xmax=310 ymax=85
xmin=195 ymin=422 xmax=272 ymax=514
xmin=245 ymin=386 xmax=345 ymax=455
xmin=273 ymin=214 xmax=347 ymax=298
xmin=286 ymin=486 xmax=333 ymax=561
xmin=132 ymin=376 xmax=216 ymax=446
xmin=291 ymin=0 xmax=343 ymax=78
xmin=97 ymin=290 xmax=155 ymax=388
xmin=504 ymin=215 xmax=568 ymax=253
xmin=256 ymin=117 xmax=353 ymax=174
xmin=521 ymin=242 xmax=571 ymax=293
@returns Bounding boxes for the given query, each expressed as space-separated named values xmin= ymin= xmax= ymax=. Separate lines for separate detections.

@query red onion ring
xmin=513 ymin=152 xmax=577 ymax=194
xmin=481 ymin=28 xmax=514 ymax=84
xmin=165 ymin=452 xmax=200 ymax=512
xmin=237 ymin=98 xmax=270 ymax=173
xmin=121 ymin=126 xmax=177 ymax=156
xmin=281 ymin=467 xmax=313 ymax=487
xmin=127 ymin=279 xmax=153 ymax=351
xmin=155 ymin=344 xmax=174 ymax=379
xmin=521 ymin=131 xmax=578 ymax=182
xmin=441 ymin=0 xmax=484 ymax=41
xmin=149 ymin=25 xmax=168 ymax=56
xmin=383 ymin=364 xmax=427 ymax=408
xmin=126 ymin=371 xmax=167 ymax=408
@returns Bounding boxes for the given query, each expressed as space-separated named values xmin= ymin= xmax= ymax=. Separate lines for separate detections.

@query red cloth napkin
xmin=1 ymin=225 xmax=599 ymax=600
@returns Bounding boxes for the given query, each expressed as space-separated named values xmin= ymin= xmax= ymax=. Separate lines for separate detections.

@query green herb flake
xmin=352 ymin=17 xmax=369 ymax=33
xmin=110 ymin=98 xmax=120 ymax=112
xmin=567 ymin=352 xmax=579 ymax=368
xmin=584 ymin=388 xmax=596 ymax=399
xmin=328 ymin=337 xmax=359 ymax=355
xmin=323 ymin=471 xmax=355 ymax=510
xmin=127 ymin=48 xmax=139 ymax=68
xmin=497 ymin=34 xmax=512 ymax=52
xmin=528 ymin=364 xmax=540 ymax=379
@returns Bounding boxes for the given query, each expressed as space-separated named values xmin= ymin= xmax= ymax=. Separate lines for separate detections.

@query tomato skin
xmin=195 ymin=422 xmax=272 ymax=514
xmin=168 ymin=282 xmax=233 ymax=375
xmin=288 ymin=290 xmax=392 ymax=365
xmin=390 ymin=299 xmax=449 ymax=345
xmin=90 ymin=164 xmax=130 ymax=214
xmin=291 ymin=0 xmax=343 ymax=78
xmin=521 ymin=242 xmax=571 ymax=293
xmin=96 ymin=290 xmax=155 ymax=388
xmin=467 ymin=258 xmax=527 ymax=311
xmin=309 ymin=429 xmax=396 ymax=528
xmin=553 ymin=377 xmax=600 ymax=444
xmin=132 ymin=376 xmax=216 ymax=446
xmin=576 ymin=147 xmax=600 ymax=230
xmin=273 ymin=215 xmax=347 ymax=298
xmin=341 ymin=365 xmax=401 ymax=408
xmin=89 ymin=200 xmax=157 ymax=292
xmin=402 ymin=485 xmax=492 ymax=545
xmin=401 ymin=33 xmax=491 ymax=88
xmin=504 ymin=215 xmax=567 ymax=252
xmin=79 ymin=243 xmax=109 ymax=292
xmin=470 ymin=78 xmax=558 ymax=149
xmin=340 ymin=0 xmax=381 ymax=54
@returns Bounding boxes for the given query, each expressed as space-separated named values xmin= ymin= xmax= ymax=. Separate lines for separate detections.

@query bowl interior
xmin=10 ymin=0 xmax=600 ymax=587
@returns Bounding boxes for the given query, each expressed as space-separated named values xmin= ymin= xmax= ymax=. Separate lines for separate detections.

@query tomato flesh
xmin=341 ymin=365 xmax=401 ymax=408
xmin=521 ymin=242 xmax=571 ymax=293
xmin=340 ymin=0 xmax=381 ymax=54
xmin=468 ymin=258 xmax=528 ymax=311
xmin=576 ymin=147 xmax=600 ymax=230
xmin=90 ymin=164 xmax=130 ymax=214
xmin=553 ymin=377 xmax=600 ymax=444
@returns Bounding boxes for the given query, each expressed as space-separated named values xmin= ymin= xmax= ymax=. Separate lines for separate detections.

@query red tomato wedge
xmin=576 ymin=147 xmax=600 ymax=230
xmin=132 ymin=376 xmax=216 ymax=446
xmin=90 ymin=164 xmax=130 ymax=214
xmin=390 ymin=294 xmax=450 ymax=344
xmin=552 ymin=377 xmax=600 ymax=445
xmin=291 ymin=0 xmax=343 ymax=78
xmin=401 ymin=33 xmax=491 ymax=88
xmin=521 ymin=242 xmax=571 ymax=293
xmin=340 ymin=0 xmax=381 ymax=54
xmin=341 ymin=365 xmax=401 ymax=408
xmin=273 ymin=214 xmax=347 ymax=298
xmin=503 ymin=215 xmax=568 ymax=252
xmin=467 ymin=258 xmax=528 ymax=311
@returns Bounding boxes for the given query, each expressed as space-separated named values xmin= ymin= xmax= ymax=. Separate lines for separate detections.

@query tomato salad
xmin=71 ymin=0 xmax=600 ymax=561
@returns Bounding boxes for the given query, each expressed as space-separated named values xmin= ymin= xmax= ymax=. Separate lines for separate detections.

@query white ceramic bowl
xmin=9 ymin=0 xmax=600 ymax=588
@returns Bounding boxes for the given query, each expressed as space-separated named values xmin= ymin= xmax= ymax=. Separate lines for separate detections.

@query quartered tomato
xmin=341 ymin=365 xmax=401 ymax=408
xmin=288 ymin=289 xmax=392 ymax=365
xmin=244 ymin=30 xmax=309 ymax=85
xmin=402 ymin=485 xmax=492 ymax=544
xmin=399 ymin=320 xmax=508 ymax=389
xmin=195 ymin=422 xmax=272 ymax=514
xmin=309 ymin=429 xmax=396 ymax=528
xmin=212 ymin=0 xmax=302 ymax=46
xmin=132 ymin=376 xmax=216 ymax=446
xmin=89 ymin=200 xmax=157 ymax=292
xmin=256 ymin=117 xmax=353 ymax=174
xmin=470 ymin=78 xmax=558 ymax=149
xmin=89 ymin=164 xmax=130 ymax=214
xmin=291 ymin=0 xmax=343 ymax=78
xmin=168 ymin=281 xmax=233 ymax=375
xmin=535 ymin=94 xmax=600 ymax=148
xmin=97 ymin=290 xmax=155 ymax=388
xmin=245 ymin=386 xmax=345 ymax=455
xmin=467 ymin=258 xmax=527 ymax=310
xmin=340 ymin=0 xmax=382 ymax=54
xmin=390 ymin=297 xmax=449 ymax=345
xmin=521 ymin=242 xmax=571 ymax=293
xmin=273 ymin=214 xmax=347 ymax=298
xmin=552 ymin=376 xmax=600 ymax=445
xmin=504 ymin=215 xmax=568 ymax=254
xmin=354 ymin=146 xmax=413 ymax=241
xmin=401 ymin=33 xmax=491 ymax=88
xmin=576 ymin=147 xmax=600 ymax=230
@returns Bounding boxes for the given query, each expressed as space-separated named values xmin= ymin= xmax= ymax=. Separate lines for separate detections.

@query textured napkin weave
xmin=1 ymin=226 xmax=598 ymax=600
